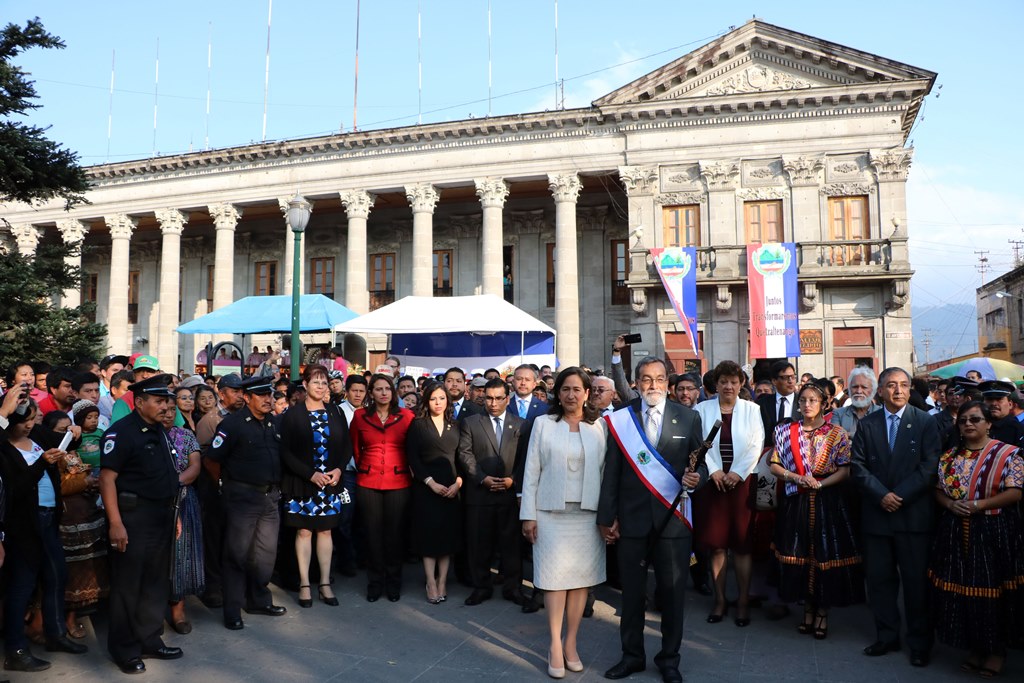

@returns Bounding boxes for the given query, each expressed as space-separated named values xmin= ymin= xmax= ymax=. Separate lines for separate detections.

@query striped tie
xmin=888 ymin=414 xmax=899 ymax=451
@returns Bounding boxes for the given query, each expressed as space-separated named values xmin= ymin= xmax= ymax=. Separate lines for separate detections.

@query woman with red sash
xmin=929 ymin=400 xmax=1024 ymax=678
xmin=768 ymin=381 xmax=864 ymax=639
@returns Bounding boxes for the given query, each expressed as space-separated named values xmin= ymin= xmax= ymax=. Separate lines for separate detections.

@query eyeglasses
xmin=776 ymin=374 xmax=797 ymax=381
xmin=592 ymin=388 xmax=611 ymax=395
xmin=637 ymin=376 xmax=668 ymax=387
xmin=956 ymin=416 xmax=985 ymax=425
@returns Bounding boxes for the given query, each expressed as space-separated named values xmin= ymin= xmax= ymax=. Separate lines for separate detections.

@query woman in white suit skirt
xmin=521 ymin=367 xmax=607 ymax=679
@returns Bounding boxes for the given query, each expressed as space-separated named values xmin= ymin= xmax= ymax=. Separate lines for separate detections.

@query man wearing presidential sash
xmin=598 ymin=357 xmax=707 ymax=683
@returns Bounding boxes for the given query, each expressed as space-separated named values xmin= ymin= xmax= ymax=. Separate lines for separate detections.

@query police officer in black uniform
xmin=99 ymin=374 xmax=183 ymax=674
xmin=980 ymin=380 xmax=1024 ymax=447
xmin=206 ymin=376 xmax=287 ymax=630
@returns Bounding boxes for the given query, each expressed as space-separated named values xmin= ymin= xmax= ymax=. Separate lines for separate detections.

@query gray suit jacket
xmin=850 ymin=404 xmax=940 ymax=535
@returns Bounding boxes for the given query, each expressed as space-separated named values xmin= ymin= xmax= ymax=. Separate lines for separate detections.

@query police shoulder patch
xmin=103 ymin=438 xmax=116 ymax=455
xmin=212 ymin=433 xmax=225 ymax=449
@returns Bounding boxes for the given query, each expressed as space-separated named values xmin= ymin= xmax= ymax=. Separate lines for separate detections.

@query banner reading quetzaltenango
xmin=651 ymin=247 xmax=699 ymax=355
xmin=746 ymin=242 xmax=800 ymax=358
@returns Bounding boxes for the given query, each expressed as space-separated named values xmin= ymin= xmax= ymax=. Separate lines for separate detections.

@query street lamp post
xmin=286 ymin=194 xmax=312 ymax=381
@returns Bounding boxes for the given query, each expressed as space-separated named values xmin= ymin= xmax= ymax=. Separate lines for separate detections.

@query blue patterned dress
xmin=284 ymin=409 xmax=343 ymax=530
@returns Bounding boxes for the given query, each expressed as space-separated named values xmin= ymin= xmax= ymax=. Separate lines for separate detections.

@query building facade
xmin=977 ymin=265 xmax=1024 ymax=366
xmin=1 ymin=20 xmax=934 ymax=379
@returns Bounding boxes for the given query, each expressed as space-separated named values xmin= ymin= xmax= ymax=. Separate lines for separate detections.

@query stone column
xmin=340 ymin=190 xmax=375 ymax=314
xmin=475 ymin=178 xmax=510 ymax=297
xmin=278 ymin=196 xmax=307 ymax=295
xmin=208 ymin=204 xmax=242 ymax=311
xmin=11 ymin=224 xmax=40 ymax=257
xmin=548 ymin=172 xmax=582 ymax=366
xmin=104 ymin=214 xmax=138 ymax=353
xmin=56 ymin=219 xmax=89 ymax=308
xmin=155 ymin=209 xmax=188 ymax=373
xmin=405 ymin=183 xmax=440 ymax=297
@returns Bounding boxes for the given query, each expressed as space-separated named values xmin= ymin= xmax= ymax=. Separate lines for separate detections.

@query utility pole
xmin=1009 ymin=233 xmax=1024 ymax=267
xmin=921 ymin=328 xmax=934 ymax=366
xmin=975 ymin=250 xmax=990 ymax=283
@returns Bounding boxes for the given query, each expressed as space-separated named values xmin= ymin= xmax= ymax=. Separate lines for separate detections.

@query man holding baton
xmin=598 ymin=357 xmax=708 ymax=683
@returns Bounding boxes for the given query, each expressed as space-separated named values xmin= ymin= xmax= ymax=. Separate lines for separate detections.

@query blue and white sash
xmin=605 ymin=407 xmax=691 ymax=529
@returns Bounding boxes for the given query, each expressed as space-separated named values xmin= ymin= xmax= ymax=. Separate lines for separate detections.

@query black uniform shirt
xmin=207 ymin=406 xmax=282 ymax=486
xmin=100 ymin=410 xmax=179 ymax=500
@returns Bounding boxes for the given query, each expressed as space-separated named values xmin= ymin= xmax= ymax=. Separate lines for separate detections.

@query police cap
xmin=129 ymin=373 xmax=176 ymax=398
xmin=979 ymin=380 xmax=1015 ymax=399
xmin=241 ymin=377 xmax=274 ymax=395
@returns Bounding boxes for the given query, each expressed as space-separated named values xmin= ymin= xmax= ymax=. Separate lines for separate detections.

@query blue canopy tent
xmin=176 ymin=295 xmax=358 ymax=334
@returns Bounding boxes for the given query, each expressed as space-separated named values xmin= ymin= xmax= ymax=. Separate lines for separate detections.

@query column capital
xmin=698 ymin=160 xmax=740 ymax=192
xmin=340 ymin=190 xmax=376 ymax=220
xmin=869 ymin=147 xmax=914 ymax=182
xmin=56 ymin=218 xmax=89 ymax=244
xmin=11 ymin=224 xmax=41 ymax=255
xmin=548 ymin=172 xmax=582 ymax=203
xmin=155 ymin=208 xmax=189 ymax=236
xmin=474 ymin=178 xmax=510 ymax=208
xmin=617 ymin=166 xmax=659 ymax=196
xmin=782 ymin=155 xmax=825 ymax=187
xmin=105 ymin=214 xmax=138 ymax=240
xmin=208 ymin=203 xmax=243 ymax=230
xmin=405 ymin=183 xmax=440 ymax=214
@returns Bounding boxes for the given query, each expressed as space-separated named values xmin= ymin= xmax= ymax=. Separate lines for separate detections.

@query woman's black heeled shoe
xmin=706 ymin=604 xmax=727 ymax=624
xmin=297 ymin=585 xmax=312 ymax=609
xmin=734 ymin=603 xmax=751 ymax=628
xmin=319 ymin=584 xmax=339 ymax=607
xmin=813 ymin=611 xmax=828 ymax=640
xmin=797 ymin=607 xmax=815 ymax=634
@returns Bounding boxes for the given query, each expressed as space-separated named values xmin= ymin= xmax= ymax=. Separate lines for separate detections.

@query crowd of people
xmin=0 ymin=342 xmax=1022 ymax=680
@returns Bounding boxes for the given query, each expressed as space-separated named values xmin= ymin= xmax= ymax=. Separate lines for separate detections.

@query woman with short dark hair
xmin=693 ymin=360 xmax=765 ymax=627
xmin=280 ymin=364 xmax=351 ymax=608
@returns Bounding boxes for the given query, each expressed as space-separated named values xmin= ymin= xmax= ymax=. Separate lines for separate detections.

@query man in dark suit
xmin=507 ymin=364 xmax=547 ymax=423
xmin=850 ymin=367 xmax=940 ymax=667
xmin=457 ymin=378 xmax=526 ymax=606
xmin=754 ymin=360 xmax=798 ymax=445
xmin=444 ymin=367 xmax=484 ymax=421
xmin=598 ymin=357 xmax=707 ymax=683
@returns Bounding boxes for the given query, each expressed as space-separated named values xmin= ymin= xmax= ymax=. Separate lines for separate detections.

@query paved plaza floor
xmin=17 ymin=567 xmax=1018 ymax=682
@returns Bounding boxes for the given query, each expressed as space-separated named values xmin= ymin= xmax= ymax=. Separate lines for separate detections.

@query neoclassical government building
xmin=2 ymin=20 xmax=933 ymax=379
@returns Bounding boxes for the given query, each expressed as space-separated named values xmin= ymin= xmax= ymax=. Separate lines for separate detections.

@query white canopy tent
xmin=334 ymin=295 xmax=556 ymax=374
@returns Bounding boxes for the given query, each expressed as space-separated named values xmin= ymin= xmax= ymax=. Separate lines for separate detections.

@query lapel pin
xmin=671 ymin=418 xmax=678 ymax=424
xmin=906 ymin=423 xmax=912 ymax=429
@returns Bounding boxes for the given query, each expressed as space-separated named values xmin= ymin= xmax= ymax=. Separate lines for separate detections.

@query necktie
xmin=454 ymin=401 xmax=461 ymax=419
xmin=645 ymin=406 xmax=659 ymax=443
xmin=778 ymin=396 xmax=787 ymax=423
xmin=888 ymin=414 xmax=899 ymax=451
xmin=493 ymin=417 xmax=503 ymax=446
xmin=518 ymin=398 xmax=528 ymax=419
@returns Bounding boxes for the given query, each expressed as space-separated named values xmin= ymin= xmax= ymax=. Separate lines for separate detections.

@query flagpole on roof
xmin=487 ymin=0 xmax=492 ymax=117
xmin=106 ymin=49 xmax=115 ymax=163
xmin=353 ymin=0 xmax=361 ymax=132
xmin=205 ymin=22 xmax=212 ymax=150
xmin=262 ymin=0 xmax=272 ymax=142
xmin=152 ymin=38 xmax=159 ymax=157
xmin=417 ymin=0 xmax=422 ymax=125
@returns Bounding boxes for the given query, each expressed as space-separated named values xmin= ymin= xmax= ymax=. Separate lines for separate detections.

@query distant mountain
xmin=911 ymin=303 xmax=977 ymax=364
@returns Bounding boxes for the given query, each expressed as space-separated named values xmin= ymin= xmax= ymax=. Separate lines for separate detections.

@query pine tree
xmin=0 ymin=17 xmax=89 ymax=210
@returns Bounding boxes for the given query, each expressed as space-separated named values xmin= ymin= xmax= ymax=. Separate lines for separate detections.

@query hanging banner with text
xmin=747 ymin=242 xmax=800 ymax=359
xmin=651 ymin=247 xmax=699 ymax=355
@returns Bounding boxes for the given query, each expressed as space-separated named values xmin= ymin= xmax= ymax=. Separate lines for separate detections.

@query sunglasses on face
xmin=956 ymin=416 xmax=985 ymax=425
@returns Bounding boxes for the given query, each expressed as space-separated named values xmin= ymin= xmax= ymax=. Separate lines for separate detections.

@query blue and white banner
xmin=747 ymin=242 xmax=800 ymax=358
xmin=651 ymin=247 xmax=699 ymax=355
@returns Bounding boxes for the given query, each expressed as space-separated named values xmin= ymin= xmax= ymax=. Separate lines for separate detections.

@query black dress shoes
xmin=522 ymin=591 xmax=544 ymax=613
xmin=910 ymin=651 xmax=930 ymax=667
xmin=224 ymin=617 xmax=244 ymax=630
xmin=367 ymin=585 xmax=383 ymax=602
xmin=199 ymin=591 xmax=223 ymax=608
xmin=863 ymin=640 xmax=901 ymax=656
xmin=386 ymin=590 xmax=401 ymax=602
xmin=693 ymin=583 xmax=713 ymax=597
xmin=660 ymin=667 xmax=683 ymax=683
xmin=3 ymin=648 xmax=51 ymax=672
xmin=142 ymin=647 xmax=183 ymax=660
xmin=119 ymin=658 xmax=146 ymax=674
xmin=604 ymin=660 xmax=645 ymax=680
xmin=465 ymin=589 xmax=493 ymax=606
xmin=45 ymin=635 xmax=89 ymax=654
xmin=502 ymin=590 xmax=528 ymax=607
xmin=245 ymin=604 xmax=287 ymax=616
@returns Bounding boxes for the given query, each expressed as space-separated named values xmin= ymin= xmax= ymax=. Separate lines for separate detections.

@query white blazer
xmin=694 ymin=398 xmax=764 ymax=479
xmin=520 ymin=414 xmax=607 ymax=520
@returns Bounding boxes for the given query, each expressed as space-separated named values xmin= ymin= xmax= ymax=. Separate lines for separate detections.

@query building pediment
xmin=594 ymin=19 xmax=935 ymax=106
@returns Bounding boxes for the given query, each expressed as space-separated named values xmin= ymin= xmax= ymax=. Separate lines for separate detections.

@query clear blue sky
xmin=7 ymin=1 xmax=1022 ymax=332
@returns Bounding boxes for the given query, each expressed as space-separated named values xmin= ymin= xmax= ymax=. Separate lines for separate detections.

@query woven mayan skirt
xmin=928 ymin=508 xmax=1024 ymax=654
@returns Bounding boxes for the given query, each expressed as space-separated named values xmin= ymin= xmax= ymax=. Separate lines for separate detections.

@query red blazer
xmin=349 ymin=407 xmax=414 ymax=490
